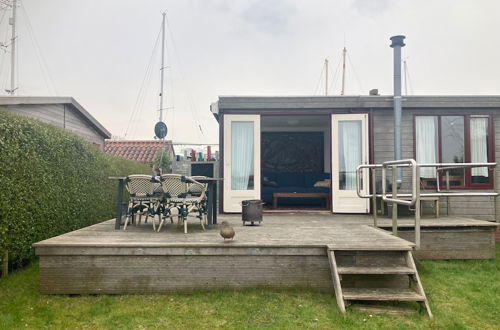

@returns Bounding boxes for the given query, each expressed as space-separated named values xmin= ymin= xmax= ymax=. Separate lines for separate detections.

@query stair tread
xmin=337 ymin=265 xmax=415 ymax=274
xmin=342 ymin=288 xmax=425 ymax=301
xmin=350 ymin=304 xmax=418 ymax=316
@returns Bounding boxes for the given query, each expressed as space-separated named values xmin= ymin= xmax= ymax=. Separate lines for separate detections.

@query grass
xmin=0 ymin=246 xmax=499 ymax=330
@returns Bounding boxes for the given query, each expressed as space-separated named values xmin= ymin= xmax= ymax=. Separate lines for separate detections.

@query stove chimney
xmin=390 ymin=35 xmax=405 ymax=182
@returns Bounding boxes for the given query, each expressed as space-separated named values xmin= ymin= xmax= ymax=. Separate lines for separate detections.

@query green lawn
xmin=1 ymin=246 xmax=499 ymax=330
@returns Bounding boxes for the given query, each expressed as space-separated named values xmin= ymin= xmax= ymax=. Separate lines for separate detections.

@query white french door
xmin=331 ymin=114 xmax=369 ymax=213
xmin=223 ymin=114 xmax=261 ymax=212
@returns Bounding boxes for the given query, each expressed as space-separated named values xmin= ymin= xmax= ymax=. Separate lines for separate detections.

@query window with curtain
xmin=416 ymin=116 xmax=438 ymax=186
xmin=470 ymin=117 xmax=489 ymax=184
xmin=231 ymin=121 xmax=254 ymax=190
xmin=415 ymin=115 xmax=492 ymax=188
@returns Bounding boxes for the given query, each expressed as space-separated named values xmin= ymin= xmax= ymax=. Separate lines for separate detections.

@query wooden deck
xmin=35 ymin=214 xmax=416 ymax=250
xmin=33 ymin=214 xmax=497 ymax=295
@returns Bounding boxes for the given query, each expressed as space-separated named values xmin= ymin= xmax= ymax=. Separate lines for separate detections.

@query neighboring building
xmin=211 ymin=95 xmax=500 ymax=220
xmin=0 ymin=96 xmax=111 ymax=149
xmin=104 ymin=140 xmax=174 ymax=164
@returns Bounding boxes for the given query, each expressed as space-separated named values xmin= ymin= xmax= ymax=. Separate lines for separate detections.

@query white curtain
xmin=231 ymin=122 xmax=254 ymax=190
xmin=471 ymin=118 xmax=488 ymax=177
xmin=340 ymin=121 xmax=361 ymax=190
xmin=416 ymin=116 xmax=437 ymax=178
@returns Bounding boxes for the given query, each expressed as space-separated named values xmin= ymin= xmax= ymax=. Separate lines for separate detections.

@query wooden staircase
xmin=327 ymin=246 xmax=432 ymax=317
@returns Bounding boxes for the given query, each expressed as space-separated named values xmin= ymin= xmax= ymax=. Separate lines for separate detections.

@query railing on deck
xmin=356 ymin=160 xmax=498 ymax=249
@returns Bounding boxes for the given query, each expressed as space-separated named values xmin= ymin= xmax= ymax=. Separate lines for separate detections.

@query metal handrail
xmin=355 ymin=160 xmax=498 ymax=250
xmin=358 ymin=192 xmax=498 ymax=198
xmin=356 ymin=162 xmax=499 ymax=199
xmin=356 ymin=164 xmax=381 ymax=199
xmin=382 ymin=159 xmax=417 ymax=206
xmin=433 ymin=163 xmax=497 ymax=192
xmin=419 ymin=162 xmax=497 ymax=168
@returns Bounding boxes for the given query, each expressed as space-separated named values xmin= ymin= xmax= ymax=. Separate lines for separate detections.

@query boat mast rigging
xmin=154 ymin=12 xmax=168 ymax=141
xmin=5 ymin=0 xmax=17 ymax=95
xmin=341 ymin=47 xmax=346 ymax=96
xmin=324 ymin=58 xmax=329 ymax=96
xmin=159 ymin=11 xmax=166 ymax=122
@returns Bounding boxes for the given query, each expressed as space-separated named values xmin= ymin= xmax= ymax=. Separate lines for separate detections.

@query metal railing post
xmin=415 ymin=165 xmax=421 ymax=249
xmin=392 ymin=166 xmax=398 ymax=235
xmin=446 ymin=170 xmax=450 ymax=215
xmin=495 ymin=166 xmax=499 ymax=223
xmin=371 ymin=167 xmax=378 ymax=226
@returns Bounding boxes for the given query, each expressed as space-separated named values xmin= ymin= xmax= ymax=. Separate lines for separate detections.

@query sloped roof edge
xmin=0 ymin=96 xmax=111 ymax=139
xmin=215 ymin=95 xmax=500 ymax=111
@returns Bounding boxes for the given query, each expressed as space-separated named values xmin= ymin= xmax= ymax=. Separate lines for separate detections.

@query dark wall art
xmin=261 ymin=132 xmax=324 ymax=173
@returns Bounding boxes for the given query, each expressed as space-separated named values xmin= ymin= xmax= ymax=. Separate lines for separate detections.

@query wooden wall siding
xmin=3 ymin=104 xmax=105 ymax=147
xmin=386 ymin=228 xmax=496 ymax=259
xmin=3 ymin=104 xmax=64 ymax=127
xmin=64 ymin=105 xmax=105 ymax=146
xmin=373 ymin=109 xmax=500 ymax=221
xmin=39 ymin=253 xmax=334 ymax=294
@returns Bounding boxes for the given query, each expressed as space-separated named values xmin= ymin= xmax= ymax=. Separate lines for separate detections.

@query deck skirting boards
xmin=38 ymin=248 xmax=334 ymax=294
xmin=380 ymin=227 xmax=496 ymax=259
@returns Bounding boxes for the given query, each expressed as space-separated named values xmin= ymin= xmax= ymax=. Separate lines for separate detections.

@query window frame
xmin=413 ymin=114 xmax=495 ymax=190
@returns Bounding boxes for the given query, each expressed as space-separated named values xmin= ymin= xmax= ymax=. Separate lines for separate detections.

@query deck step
xmin=337 ymin=265 xmax=415 ymax=275
xmin=342 ymin=288 xmax=425 ymax=301
xmin=350 ymin=304 xmax=418 ymax=316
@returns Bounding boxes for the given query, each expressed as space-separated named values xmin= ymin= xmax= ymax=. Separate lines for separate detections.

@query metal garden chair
xmin=185 ymin=176 xmax=208 ymax=225
xmin=157 ymin=174 xmax=187 ymax=232
xmin=158 ymin=174 xmax=208 ymax=233
xmin=123 ymin=174 xmax=160 ymax=231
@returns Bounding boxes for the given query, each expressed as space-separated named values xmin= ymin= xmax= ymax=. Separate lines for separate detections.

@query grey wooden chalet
xmin=31 ymin=95 xmax=498 ymax=310
xmin=0 ymin=96 xmax=111 ymax=149
xmin=211 ymin=95 xmax=500 ymax=220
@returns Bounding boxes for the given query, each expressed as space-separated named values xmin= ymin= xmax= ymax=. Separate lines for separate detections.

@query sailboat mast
xmin=403 ymin=59 xmax=408 ymax=95
xmin=9 ymin=0 xmax=17 ymax=95
xmin=324 ymin=58 xmax=328 ymax=96
xmin=159 ymin=12 xmax=166 ymax=122
xmin=340 ymin=47 xmax=346 ymax=95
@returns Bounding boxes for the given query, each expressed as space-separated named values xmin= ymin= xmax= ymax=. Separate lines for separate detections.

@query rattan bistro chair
xmin=158 ymin=174 xmax=208 ymax=233
xmin=149 ymin=179 xmax=165 ymax=225
xmin=157 ymin=174 xmax=187 ymax=232
xmin=185 ymin=176 xmax=208 ymax=224
xmin=123 ymin=174 xmax=160 ymax=230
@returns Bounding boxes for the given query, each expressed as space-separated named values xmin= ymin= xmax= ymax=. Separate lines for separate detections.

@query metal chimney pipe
xmin=390 ymin=35 xmax=405 ymax=183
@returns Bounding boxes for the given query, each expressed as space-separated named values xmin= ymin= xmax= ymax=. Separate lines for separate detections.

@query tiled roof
xmin=104 ymin=140 xmax=173 ymax=163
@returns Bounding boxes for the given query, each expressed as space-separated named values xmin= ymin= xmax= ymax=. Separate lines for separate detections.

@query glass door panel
xmin=332 ymin=114 xmax=369 ymax=213
xmin=231 ymin=122 xmax=255 ymax=190
xmin=223 ymin=115 xmax=260 ymax=212
xmin=338 ymin=120 xmax=362 ymax=190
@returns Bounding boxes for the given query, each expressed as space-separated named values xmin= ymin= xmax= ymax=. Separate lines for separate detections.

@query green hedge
xmin=0 ymin=111 xmax=150 ymax=271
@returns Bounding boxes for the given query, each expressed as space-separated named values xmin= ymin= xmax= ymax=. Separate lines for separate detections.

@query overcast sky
xmin=1 ymin=0 xmax=499 ymax=144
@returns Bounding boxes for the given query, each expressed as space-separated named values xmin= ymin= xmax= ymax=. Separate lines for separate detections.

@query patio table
xmin=193 ymin=177 xmax=223 ymax=227
xmin=109 ymin=176 xmax=222 ymax=229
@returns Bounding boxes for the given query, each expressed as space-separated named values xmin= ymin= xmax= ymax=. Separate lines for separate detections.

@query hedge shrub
xmin=0 ymin=111 xmax=150 ymax=272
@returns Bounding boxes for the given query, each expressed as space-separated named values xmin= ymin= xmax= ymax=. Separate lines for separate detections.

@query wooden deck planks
xmin=34 ymin=215 xmax=415 ymax=251
xmin=34 ymin=214 xmax=497 ymax=253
